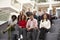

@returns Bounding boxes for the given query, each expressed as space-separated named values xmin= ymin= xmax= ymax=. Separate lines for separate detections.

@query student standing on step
xmin=3 ymin=15 xmax=17 ymax=40
xmin=18 ymin=11 xmax=24 ymax=22
xmin=18 ymin=15 xmax=27 ymax=40
xmin=26 ymin=13 xmax=38 ymax=40
xmin=39 ymin=13 xmax=51 ymax=40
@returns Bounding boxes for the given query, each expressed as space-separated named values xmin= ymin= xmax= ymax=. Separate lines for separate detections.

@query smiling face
xmin=43 ymin=14 xmax=48 ymax=19
xmin=22 ymin=15 xmax=25 ymax=20
xmin=30 ymin=14 xmax=34 ymax=20
xmin=21 ymin=15 xmax=26 ymax=20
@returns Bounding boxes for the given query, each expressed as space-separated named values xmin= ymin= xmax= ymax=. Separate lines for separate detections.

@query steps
xmin=46 ymin=19 xmax=60 ymax=40
xmin=0 ymin=19 xmax=60 ymax=40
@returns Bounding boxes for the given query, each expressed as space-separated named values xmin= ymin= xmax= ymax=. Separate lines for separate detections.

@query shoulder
xmin=40 ymin=20 xmax=43 ymax=22
xmin=27 ymin=19 xmax=31 ymax=22
xmin=8 ymin=19 xmax=12 ymax=23
xmin=33 ymin=19 xmax=38 ymax=22
xmin=47 ymin=19 xmax=50 ymax=22
xmin=14 ymin=20 xmax=17 ymax=23
xmin=24 ymin=20 xmax=27 ymax=22
xmin=33 ymin=19 xmax=37 ymax=21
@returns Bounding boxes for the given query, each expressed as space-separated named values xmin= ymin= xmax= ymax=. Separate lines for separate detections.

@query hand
xmin=19 ymin=26 xmax=22 ymax=28
xmin=27 ymin=28 xmax=31 ymax=31
xmin=34 ymin=27 xmax=38 ymax=29
xmin=2 ymin=31 xmax=6 ymax=34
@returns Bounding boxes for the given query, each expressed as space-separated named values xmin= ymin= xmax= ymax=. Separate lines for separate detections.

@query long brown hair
xmin=18 ymin=11 xmax=24 ymax=21
xmin=20 ymin=15 xmax=26 ymax=21
xmin=19 ymin=11 xmax=24 ymax=15
xmin=42 ymin=13 xmax=49 ymax=22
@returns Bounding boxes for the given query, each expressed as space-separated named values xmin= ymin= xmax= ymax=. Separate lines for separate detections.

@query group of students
xmin=3 ymin=9 xmax=52 ymax=40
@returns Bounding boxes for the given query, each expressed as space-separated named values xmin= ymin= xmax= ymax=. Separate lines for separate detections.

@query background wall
xmin=0 ymin=0 xmax=11 ymax=8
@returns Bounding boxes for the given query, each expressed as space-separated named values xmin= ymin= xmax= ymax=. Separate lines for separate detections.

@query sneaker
xmin=18 ymin=38 xmax=20 ymax=40
xmin=20 ymin=35 xmax=23 ymax=39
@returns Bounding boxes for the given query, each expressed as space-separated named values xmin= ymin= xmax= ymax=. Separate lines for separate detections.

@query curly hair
xmin=11 ymin=15 xmax=17 ymax=21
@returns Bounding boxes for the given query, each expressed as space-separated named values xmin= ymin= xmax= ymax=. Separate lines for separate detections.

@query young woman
xmin=39 ymin=13 xmax=51 ymax=40
xmin=18 ymin=11 xmax=24 ymax=22
xmin=3 ymin=15 xmax=17 ymax=40
xmin=18 ymin=15 xmax=27 ymax=40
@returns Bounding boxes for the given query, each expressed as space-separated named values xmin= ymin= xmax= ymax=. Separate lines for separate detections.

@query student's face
xmin=30 ymin=15 xmax=34 ymax=20
xmin=22 ymin=15 xmax=25 ymax=20
xmin=12 ymin=17 xmax=16 ymax=20
xmin=43 ymin=14 xmax=47 ymax=19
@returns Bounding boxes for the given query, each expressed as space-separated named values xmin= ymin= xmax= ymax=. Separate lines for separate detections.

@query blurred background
xmin=0 ymin=0 xmax=60 ymax=24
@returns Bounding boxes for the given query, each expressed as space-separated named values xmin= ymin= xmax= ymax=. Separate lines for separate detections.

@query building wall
xmin=0 ymin=0 xmax=11 ymax=8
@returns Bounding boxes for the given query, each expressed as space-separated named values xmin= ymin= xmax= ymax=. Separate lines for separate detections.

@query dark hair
xmin=20 ymin=15 xmax=26 ymax=20
xmin=11 ymin=15 xmax=17 ymax=21
xmin=30 ymin=12 xmax=34 ymax=16
xmin=42 ymin=13 xmax=49 ymax=22
xmin=26 ymin=12 xmax=33 ymax=17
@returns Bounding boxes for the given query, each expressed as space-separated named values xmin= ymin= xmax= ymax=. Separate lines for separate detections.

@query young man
xmin=3 ymin=15 xmax=18 ymax=40
xmin=26 ymin=13 xmax=38 ymax=40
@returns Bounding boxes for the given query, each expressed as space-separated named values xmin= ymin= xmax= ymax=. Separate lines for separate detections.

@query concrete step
xmin=46 ymin=32 xmax=59 ymax=40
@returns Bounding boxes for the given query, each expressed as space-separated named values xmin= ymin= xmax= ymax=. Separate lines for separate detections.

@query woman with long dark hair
xmin=18 ymin=15 xmax=27 ymax=40
xmin=39 ymin=13 xmax=51 ymax=40
xmin=18 ymin=11 xmax=24 ymax=22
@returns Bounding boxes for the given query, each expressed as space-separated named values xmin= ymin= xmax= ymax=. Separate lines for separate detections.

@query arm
xmin=3 ymin=20 xmax=17 ymax=33
xmin=46 ymin=20 xmax=51 ymax=29
xmin=39 ymin=20 xmax=42 ymax=29
xmin=26 ymin=20 xmax=33 ymax=31
xmin=34 ymin=20 xmax=38 ymax=29
xmin=26 ymin=20 xmax=29 ymax=29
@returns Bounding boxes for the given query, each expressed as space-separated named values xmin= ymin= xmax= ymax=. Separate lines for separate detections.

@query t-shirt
xmin=8 ymin=19 xmax=17 ymax=26
xmin=8 ymin=19 xmax=17 ymax=31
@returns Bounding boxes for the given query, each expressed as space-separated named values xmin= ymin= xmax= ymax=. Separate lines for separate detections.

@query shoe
xmin=20 ymin=35 xmax=23 ymax=39
xmin=18 ymin=38 xmax=20 ymax=40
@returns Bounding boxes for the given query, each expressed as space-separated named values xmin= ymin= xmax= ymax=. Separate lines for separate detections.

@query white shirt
xmin=40 ymin=20 xmax=51 ymax=29
xmin=8 ymin=19 xmax=17 ymax=26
